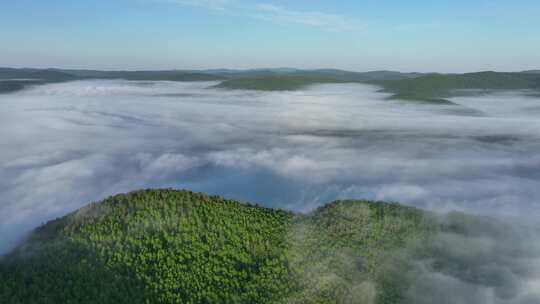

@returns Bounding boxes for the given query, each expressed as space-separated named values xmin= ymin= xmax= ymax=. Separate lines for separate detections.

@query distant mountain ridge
xmin=0 ymin=68 xmax=76 ymax=81
xmin=0 ymin=67 xmax=424 ymax=82
xmin=376 ymin=71 xmax=540 ymax=102
xmin=2 ymin=67 xmax=540 ymax=103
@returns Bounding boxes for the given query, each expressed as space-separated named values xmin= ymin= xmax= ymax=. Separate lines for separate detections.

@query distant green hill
xmin=216 ymin=76 xmax=352 ymax=91
xmin=374 ymin=71 xmax=540 ymax=102
xmin=0 ymin=68 xmax=76 ymax=82
xmin=92 ymin=70 xmax=225 ymax=81
xmin=0 ymin=68 xmax=77 ymax=93
xmin=0 ymin=68 xmax=224 ymax=82
xmin=290 ymin=69 xmax=423 ymax=81
xmin=0 ymin=80 xmax=45 ymax=94
xmin=2 ymin=67 xmax=540 ymax=103
xmin=0 ymin=68 xmax=226 ymax=94
xmin=215 ymin=70 xmax=423 ymax=91
xmin=215 ymin=70 xmax=540 ymax=103
xmin=1 ymin=189 xmax=435 ymax=303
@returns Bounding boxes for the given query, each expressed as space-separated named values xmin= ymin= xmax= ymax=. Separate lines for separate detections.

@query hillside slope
xmin=0 ymin=189 xmax=432 ymax=304
xmin=214 ymin=70 xmax=422 ymax=91
xmin=3 ymin=67 xmax=540 ymax=103
xmin=374 ymin=71 xmax=540 ymax=102
xmin=0 ymin=68 xmax=76 ymax=81
xmin=215 ymin=76 xmax=352 ymax=91
xmin=215 ymin=71 xmax=540 ymax=103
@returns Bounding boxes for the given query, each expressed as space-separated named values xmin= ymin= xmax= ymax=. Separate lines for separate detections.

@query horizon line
xmin=1 ymin=66 xmax=539 ymax=75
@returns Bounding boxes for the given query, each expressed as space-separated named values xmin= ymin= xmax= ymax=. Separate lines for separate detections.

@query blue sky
xmin=1 ymin=0 xmax=539 ymax=72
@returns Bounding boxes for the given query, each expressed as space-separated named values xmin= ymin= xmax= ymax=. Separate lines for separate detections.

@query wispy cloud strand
xmin=254 ymin=3 xmax=364 ymax=32
xmin=169 ymin=0 xmax=233 ymax=11
xmin=163 ymin=0 xmax=364 ymax=32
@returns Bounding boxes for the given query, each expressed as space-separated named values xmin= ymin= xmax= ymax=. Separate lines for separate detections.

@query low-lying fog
xmin=1 ymin=80 xmax=540 ymax=255
xmin=4 ymin=80 xmax=540 ymax=302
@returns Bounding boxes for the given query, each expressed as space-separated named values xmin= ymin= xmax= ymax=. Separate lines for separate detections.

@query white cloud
xmin=2 ymin=79 xmax=540 ymax=302
xmin=2 ymin=80 xmax=540 ymax=255
xmin=137 ymin=152 xmax=200 ymax=175
xmin=254 ymin=3 xmax=364 ymax=32
xmin=168 ymin=0 xmax=233 ymax=11
xmin=162 ymin=0 xmax=364 ymax=32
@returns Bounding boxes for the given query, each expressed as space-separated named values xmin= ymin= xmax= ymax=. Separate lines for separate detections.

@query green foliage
xmin=4 ymin=67 xmax=539 ymax=102
xmin=0 ymin=68 xmax=223 ymax=82
xmin=287 ymin=201 xmax=432 ymax=304
xmin=1 ymin=190 xmax=294 ymax=303
xmin=0 ymin=68 xmax=223 ymax=94
xmin=0 ymin=68 xmax=75 ymax=82
xmin=0 ymin=189 xmax=442 ymax=303
xmin=215 ymin=76 xmax=351 ymax=91
xmin=215 ymin=70 xmax=540 ymax=103
xmin=0 ymin=80 xmax=41 ymax=94
xmin=375 ymin=71 xmax=540 ymax=102
xmin=214 ymin=70 xmax=422 ymax=91
xmin=97 ymin=71 xmax=225 ymax=81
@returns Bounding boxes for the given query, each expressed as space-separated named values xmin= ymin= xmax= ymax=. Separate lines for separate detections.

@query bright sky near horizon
xmin=1 ymin=0 xmax=539 ymax=72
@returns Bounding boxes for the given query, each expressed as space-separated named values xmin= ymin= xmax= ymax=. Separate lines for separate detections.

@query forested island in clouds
xmin=4 ymin=189 xmax=540 ymax=303
xmin=2 ymin=66 xmax=540 ymax=303
xmin=2 ymin=0 xmax=540 ymax=303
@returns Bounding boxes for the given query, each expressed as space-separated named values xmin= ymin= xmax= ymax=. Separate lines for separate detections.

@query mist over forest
xmin=2 ymin=0 xmax=540 ymax=302
xmin=2 ymin=80 xmax=540 ymax=254
xmin=0 ymin=75 xmax=540 ymax=304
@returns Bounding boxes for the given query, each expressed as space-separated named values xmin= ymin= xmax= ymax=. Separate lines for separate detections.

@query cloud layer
xmin=1 ymin=80 xmax=540 ymax=256
xmin=401 ymin=213 xmax=540 ymax=303
xmin=165 ymin=0 xmax=364 ymax=32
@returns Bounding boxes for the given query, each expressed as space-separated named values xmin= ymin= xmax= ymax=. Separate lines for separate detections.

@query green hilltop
xmin=376 ymin=71 xmax=540 ymax=102
xmin=0 ymin=68 xmax=78 ymax=93
xmin=214 ymin=76 xmax=351 ymax=91
xmin=213 ymin=69 xmax=423 ymax=91
xmin=1 ymin=189 xmax=432 ymax=304
xmin=0 ymin=80 xmax=41 ymax=94
xmin=0 ymin=68 xmax=76 ymax=82
xmin=1 ymin=188 xmax=519 ymax=304
xmin=216 ymin=71 xmax=540 ymax=103
xmin=0 ymin=68 xmax=224 ymax=94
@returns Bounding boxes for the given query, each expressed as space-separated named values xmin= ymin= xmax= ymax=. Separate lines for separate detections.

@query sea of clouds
xmin=1 ymin=80 xmax=540 ymax=254
xmin=2 ymin=79 xmax=540 ymax=302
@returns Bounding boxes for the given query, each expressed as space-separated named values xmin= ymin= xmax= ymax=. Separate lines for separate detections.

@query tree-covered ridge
xmin=214 ymin=76 xmax=351 ymax=91
xmin=376 ymin=71 xmax=540 ymax=102
xmin=287 ymin=200 xmax=432 ymax=304
xmin=3 ymin=67 xmax=540 ymax=103
xmin=0 ymin=80 xmax=42 ymax=94
xmin=0 ymin=189 xmax=433 ymax=304
xmin=215 ymin=71 xmax=540 ymax=104
xmin=213 ymin=70 xmax=423 ymax=91
xmin=1 ymin=190 xmax=295 ymax=303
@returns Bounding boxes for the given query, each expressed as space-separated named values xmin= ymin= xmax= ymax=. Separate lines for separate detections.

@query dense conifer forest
xmin=1 ymin=189 xmax=442 ymax=303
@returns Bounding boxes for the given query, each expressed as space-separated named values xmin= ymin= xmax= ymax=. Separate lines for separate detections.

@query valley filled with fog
xmin=1 ymin=80 xmax=540 ymax=254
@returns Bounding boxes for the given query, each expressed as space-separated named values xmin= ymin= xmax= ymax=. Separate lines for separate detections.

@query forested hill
xmin=0 ymin=68 xmax=78 ymax=93
xmin=216 ymin=71 xmax=540 ymax=103
xmin=0 ymin=189 xmax=430 ymax=303
xmin=1 ymin=189 xmax=526 ymax=304
xmin=2 ymin=67 xmax=540 ymax=103
xmin=375 ymin=71 xmax=540 ymax=102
